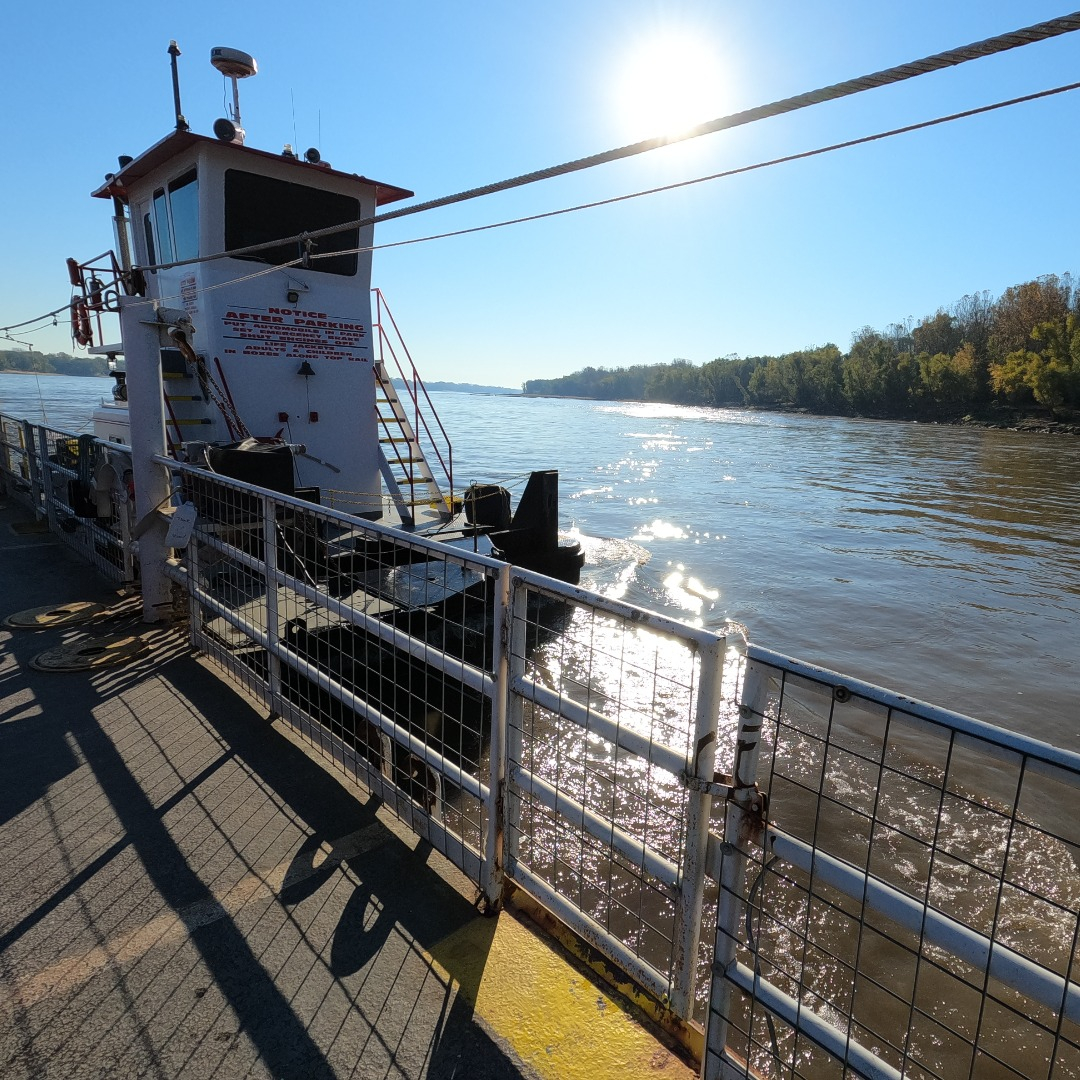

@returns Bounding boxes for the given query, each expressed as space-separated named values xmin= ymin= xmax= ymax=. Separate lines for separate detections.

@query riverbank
xmin=522 ymin=393 xmax=1080 ymax=436
xmin=0 ymin=369 xmax=107 ymax=377
xmin=958 ymin=412 xmax=1080 ymax=435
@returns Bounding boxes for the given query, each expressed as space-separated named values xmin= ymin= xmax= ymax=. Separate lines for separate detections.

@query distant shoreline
xmin=520 ymin=393 xmax=1080 ymax=436
xmin=0 ymin=370 xmax=107 ymax=378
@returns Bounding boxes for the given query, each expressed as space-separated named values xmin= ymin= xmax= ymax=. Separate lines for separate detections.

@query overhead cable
xmin=345 ymin=81 xmax=1080 ymax=257
xmin=6 ymin=76 xmax=1079 ymax=332
xmin=132 ymin=10 xmax=1080 ymax=273
xmin=3 ymin=12 xmax=1080 ymax=335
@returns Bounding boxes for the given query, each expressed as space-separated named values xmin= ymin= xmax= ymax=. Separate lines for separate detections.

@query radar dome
xmin=210 ymin=47 xmax=257 ymax=79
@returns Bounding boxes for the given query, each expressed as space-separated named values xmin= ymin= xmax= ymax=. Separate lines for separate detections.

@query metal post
xmin=117 ymin=451 xmax=137 ymax=591
xmin=21 ymin=420 xmax=43 ymax=516
xmin=702 ymin=659 xmax=770 ymax=1080
xmin=168 ymin=41 xmax=188 ymax=131
xmin=262 ymin=492 xmax=282 ymax=707
xmin=121 ymin=296 xmax=174 ymax=622
xmin=36 ymin=425 xmax=57 ymax=534
xmin=670 ymin=633 xmax=726 ymax=1018
xmin=183 ymin=495 xmax=200 ymax=647
xmin=502 ymin=576 xmax=530 ymax=888
xmin=481 ymin=563 xmax=512 ymax=910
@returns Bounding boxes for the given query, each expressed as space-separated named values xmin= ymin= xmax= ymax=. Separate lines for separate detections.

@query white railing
xmin=3 ymin=419 xmax=1078 ymax=1080
xmin=705 ymin=648 xmax=1080 ymax=1080
xmin=0 ymin=414 xmax=135 ymax=586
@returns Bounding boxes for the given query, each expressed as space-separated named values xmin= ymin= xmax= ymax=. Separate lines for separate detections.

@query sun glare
xmin=613 ymin=32 xmax=724 ymax=140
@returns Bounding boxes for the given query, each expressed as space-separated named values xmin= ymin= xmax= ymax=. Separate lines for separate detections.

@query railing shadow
xmin=0 ymin=607 xmax=526 ymax=1078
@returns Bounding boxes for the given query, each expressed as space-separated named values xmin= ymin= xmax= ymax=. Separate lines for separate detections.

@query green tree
xmin=913 ymin=311 xmax=963 ymax=359
xmin=918 ymin=343 xmax=979 ymax=413
xmin=799 ymin=345 xmax=846 ymax=413
xmin=991 ymin=315 xmax=1080 ymax=410
xmin=989 ymin=275 xmax=1074 ymax=362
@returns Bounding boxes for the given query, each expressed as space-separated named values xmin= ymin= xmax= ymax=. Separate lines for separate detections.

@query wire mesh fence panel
xmin=0 ymin=420 xmax=133 ymax=585
xmin=174 ymin=463 xmax=502 ymax=889
xmin=705 ymin=647 xmax=1080 ymax=1080
xmin=45 ymin=428 xmax=132 ymax=586
xmin=0 ymin=415 xmax=35 ymax=505
xmin=504 ymin=570 xmax=735 ymax=1011
xmin=10 ymin=416 xmax=1080 ymax=1079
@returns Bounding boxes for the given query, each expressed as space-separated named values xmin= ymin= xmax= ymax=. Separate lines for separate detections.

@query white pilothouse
xmin=70 ymin=42 xmax=583 ymax=582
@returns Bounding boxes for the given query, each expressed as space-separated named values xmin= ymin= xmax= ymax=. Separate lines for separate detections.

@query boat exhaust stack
xmin=210 ymin=46 xmax=258 ymax=145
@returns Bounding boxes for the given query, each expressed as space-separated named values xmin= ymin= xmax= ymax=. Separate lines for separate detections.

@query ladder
xmin=374 ymin=361 xmax=451 ymax=526
xmin=161 ymin=350 xmax=214 ymax=456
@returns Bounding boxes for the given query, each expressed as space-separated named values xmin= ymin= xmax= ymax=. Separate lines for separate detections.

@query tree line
xmin=523 ymin=274 xmax=1080 ymax=421
xmin=0 ymin=350 xmax=109 ymax=376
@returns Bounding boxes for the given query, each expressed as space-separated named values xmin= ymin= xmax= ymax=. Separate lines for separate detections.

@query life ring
xmin=66 ymin=257 xmax=83 ymax=288
xmin=71 ymin=299 xmax=93 ymax=347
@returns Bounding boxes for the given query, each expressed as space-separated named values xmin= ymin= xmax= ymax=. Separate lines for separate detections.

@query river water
xmin=3 ymin=372 xmax=1077 ymax=750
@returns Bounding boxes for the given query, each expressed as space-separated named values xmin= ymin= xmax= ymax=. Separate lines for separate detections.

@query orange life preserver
xmin=71 ymin=299 xmax=93 ymax=347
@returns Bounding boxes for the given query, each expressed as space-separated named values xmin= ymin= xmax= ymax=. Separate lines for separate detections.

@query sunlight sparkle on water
xmin=632 ymin=518 xmax=686 ymax=542
xmin=662 ymin=568 xmax=719 ymax=617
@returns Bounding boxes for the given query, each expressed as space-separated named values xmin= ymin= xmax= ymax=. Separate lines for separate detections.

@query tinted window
xmin=143 ymin=212 xmax=157 ymax=268
xmin=224 ymin=169 xmax=359 ymax=276
xmin=152 ymin=189 xmax=174 ymax=263
xmin=168 ymin=170 xmax=199 ymax=261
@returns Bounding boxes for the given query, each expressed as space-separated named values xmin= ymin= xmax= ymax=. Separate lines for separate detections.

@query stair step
xmin=169 ymin=418 xmax=212 ymax=426
xmin=394 ymin=476 xmax=434 ymax=486
xmin=164 ymin=394 xmax=204 ymax=402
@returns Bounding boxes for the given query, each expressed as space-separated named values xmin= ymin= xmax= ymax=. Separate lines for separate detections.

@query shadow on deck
xmin=0 ymin=495 xmax=692 ymax=1080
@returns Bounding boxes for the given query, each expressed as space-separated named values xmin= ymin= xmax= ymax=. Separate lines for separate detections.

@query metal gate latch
xmin=680 ymin=770 xmax=735 ymax=798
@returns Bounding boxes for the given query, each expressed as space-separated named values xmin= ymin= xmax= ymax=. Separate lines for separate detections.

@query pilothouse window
xmin=152 ymin=189 xmax=174 ymax=264
xmin=168 ymin=171 xmax=199 ymax=262
xmin=145 ymin=168 xmax=199 ymax=269
xmin=143 ymin=212 xmax=156 ymax=267
xmin=224 ymin=170 xmax=359 ymax=276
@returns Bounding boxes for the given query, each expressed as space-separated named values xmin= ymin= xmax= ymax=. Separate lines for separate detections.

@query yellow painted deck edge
xmin=426 ymin=897 xmax=699 ymax=1080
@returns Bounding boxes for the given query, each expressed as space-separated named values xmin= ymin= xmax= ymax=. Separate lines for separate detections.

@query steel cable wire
xmin=4 ymin=11 xmax=1080 ymax=335
xmin=106 ymin=10 xmax=1080 ymax=274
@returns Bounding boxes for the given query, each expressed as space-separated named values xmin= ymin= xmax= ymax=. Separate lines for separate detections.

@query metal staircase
xmin=372 ymin=290 xmax=456 ymax=526
xmin=374 ymin=362 xmax=450 ymax=525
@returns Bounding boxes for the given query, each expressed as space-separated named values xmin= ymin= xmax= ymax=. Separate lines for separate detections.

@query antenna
xmin=169 ymin=41 xmax=188 ymax=131
xmin=210 ymin=46 xmax=258 ymax=145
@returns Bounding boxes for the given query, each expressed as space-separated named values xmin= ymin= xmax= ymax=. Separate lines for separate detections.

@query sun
xmin=612 ymin=32 xmax=724 ymax=140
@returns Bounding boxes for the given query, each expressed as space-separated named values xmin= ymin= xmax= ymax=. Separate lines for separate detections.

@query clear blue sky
xmin=3 ymin=2 xmax=1079 ymax=388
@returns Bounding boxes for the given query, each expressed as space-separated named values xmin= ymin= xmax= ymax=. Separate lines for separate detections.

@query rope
xmin=46 ymin=73 xmax=1080 ymax=319
xmin=194 ymin=358 xmax=250 ymax=440
xmin=1 ymin=304 xmax=73 ymax=334
xmin=325 ymin=80 xmax=1080 ymax=259
xmin=745 ymin=855 xmax=782 ymax=1059
xmin=128 ymin=10 xmax=1080 ymax=274
xmin=3 ymin=13 xmax=1080 ymax=334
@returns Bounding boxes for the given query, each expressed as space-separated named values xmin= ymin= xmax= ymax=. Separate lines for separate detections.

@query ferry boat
xmin=68 ymin=43 xmax=584 ymax=585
